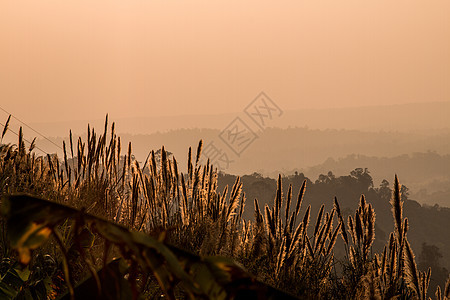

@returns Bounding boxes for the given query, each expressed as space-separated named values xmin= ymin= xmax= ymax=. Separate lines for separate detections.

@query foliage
xmin=1 ymin=194 xmax=297 ymax=300
xmin=0 ymin=255 xmax=56 ymax=300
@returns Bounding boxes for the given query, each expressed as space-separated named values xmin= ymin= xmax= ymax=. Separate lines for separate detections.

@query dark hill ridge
xmin=276 ymin=152 xmax=450 ymax=207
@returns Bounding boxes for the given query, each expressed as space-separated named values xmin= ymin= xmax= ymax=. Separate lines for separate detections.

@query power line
xmin=0 ymin=121 xmax=50 ymax=155
xmin=0 ymin=105 xmax=63 ymax=150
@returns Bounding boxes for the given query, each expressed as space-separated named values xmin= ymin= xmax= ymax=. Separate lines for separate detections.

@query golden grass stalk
xmin=314 ymin=221 xmax=327 ymax=254
xmin=265 ymin=206 xmax=275 ymax=238
xmin=254 ymin=198 xmax=263 ymax=224
xmin=355 ymin=212 xmax=363 ymax=247
xmin=289 ymin=180 xmax=306 ymax=232
xmin=274 ymin=175 xmax=282 ymax=237
xmin=302 ymin=206 xmax=311 ymax=235
xmin=226 ymin=177 xmax=242 ymax=223
xmin=305 ymin=234 xmax=314 ymax=260
xmin=326 ymin=222 xmax=341 ymax=256
xmin=404 ymin=240 xmax=421 ymax=297
xmin=275 ymin=236 xmax=286 ymax=276
xmin=391 ymin=175 xmax=403 ymax=246
xmin=314 ymin=204 xmax=325 ymax=237
xmin=334 ymin=197 xmax=348 ymax=246
xmin=381 ymin=246 xmax=387 ymax=275
xmin=388 ymin=238 xmax=397 ymax=280
xmin=348 ymin=215 xmax=356 ymax=245
xmin=285 ymin=184 xmax=292 ymax=231
xmin=364 ymin=204 xmax=375 ymax=256
xmin=195 ymin=139 xmax=203 ymax=166
xmin=1 ymin=114 xmax=11 ymax=142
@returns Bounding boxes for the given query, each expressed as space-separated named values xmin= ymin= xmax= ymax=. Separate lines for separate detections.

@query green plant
xmin=0 ymin=254 xmax=57 ymax=300
xmin=1 ymin=194 xmax=298 ymax=300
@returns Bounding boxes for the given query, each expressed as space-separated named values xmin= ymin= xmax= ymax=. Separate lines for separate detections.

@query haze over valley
xmin=3 ymin=101 xmax=447 ymax=207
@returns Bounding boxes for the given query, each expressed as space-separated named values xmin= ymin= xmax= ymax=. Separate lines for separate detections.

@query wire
xmin=0 ymin=105 xmax=63 ymax=150
xmin=0 ymin=121 xmax=50 ymax=155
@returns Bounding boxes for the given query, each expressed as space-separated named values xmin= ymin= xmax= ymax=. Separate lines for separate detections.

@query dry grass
xmin=1 ymin=115 xmax=449 ymax=299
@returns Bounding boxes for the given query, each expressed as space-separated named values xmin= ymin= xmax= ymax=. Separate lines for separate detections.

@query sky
xmin=1 ymin=0 xmax=449 ymax=123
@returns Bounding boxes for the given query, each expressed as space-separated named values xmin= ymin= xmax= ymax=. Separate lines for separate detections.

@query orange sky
xmin=1 ymin=0 xmax=449 ymax=123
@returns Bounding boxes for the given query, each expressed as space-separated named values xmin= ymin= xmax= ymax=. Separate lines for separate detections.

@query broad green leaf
xmin=2 ymin=195 xmax=75 ymax=263
xmin=13 ymin=266 xmax=31 ymax=282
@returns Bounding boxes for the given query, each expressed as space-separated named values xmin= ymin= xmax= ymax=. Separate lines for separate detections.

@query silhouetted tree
xmin=418 ymin=242 xmax=449 ymax=293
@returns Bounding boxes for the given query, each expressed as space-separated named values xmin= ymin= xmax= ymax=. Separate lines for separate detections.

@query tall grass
xmin=1 ymin=115 xmax=449 ymax=299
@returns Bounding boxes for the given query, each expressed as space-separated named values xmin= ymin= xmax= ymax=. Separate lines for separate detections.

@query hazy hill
xmin=112 ymin=127 xmax=450 ymax=171
xmin=35 ymin=126 xmax=450 ymax=207
xmin=24 ymin=101 xmax=450 ymax=138
xmin=275 ymin=101 xmax=450 ymax=132
xmin=11 ymin=101 xmax=447 ymax=206
xmin=280 ymin=152 xmax=450 ymax=207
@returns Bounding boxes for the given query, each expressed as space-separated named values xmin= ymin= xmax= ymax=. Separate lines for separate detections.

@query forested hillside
xmin=218 ymin=170 xmax=450 ymax=291
xmin=290 ymin=152 xmax=450 ymax=207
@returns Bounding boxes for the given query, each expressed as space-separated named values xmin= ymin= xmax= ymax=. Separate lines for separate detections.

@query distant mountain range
xmin=25 ymin=101 xmax=450 ymax=137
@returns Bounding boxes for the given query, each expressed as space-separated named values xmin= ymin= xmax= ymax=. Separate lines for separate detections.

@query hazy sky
xmin=1 ymin=0 xmax=449 ymax=123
